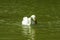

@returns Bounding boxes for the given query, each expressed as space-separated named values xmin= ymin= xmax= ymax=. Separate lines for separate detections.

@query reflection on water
xmin=22 ymin=25 xmax=35 ymax=40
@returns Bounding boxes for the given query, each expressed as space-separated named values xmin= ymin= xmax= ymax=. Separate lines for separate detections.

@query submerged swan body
xmin=22 ymin=15 xmax=37 ymax=25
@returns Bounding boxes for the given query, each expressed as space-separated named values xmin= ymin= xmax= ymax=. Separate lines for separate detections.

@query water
xmin=22 ymin=25 xmax=35 ymax=40
xmin=0 ymin=19 xmax=60 ymax=40
xmin=0 ymin=0 xmax=60 ymax=40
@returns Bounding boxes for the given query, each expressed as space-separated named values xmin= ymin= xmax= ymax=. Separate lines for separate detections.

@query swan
xmin=22 ymin=15 xmax=37 ymax=25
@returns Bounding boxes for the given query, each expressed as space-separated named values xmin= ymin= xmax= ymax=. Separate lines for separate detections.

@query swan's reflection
xmin=22 ymin=25 xmax=35 ymax=40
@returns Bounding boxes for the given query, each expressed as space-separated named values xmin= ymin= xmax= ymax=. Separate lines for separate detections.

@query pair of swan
xmin=22 ymin=15 xmax=37 ymax=25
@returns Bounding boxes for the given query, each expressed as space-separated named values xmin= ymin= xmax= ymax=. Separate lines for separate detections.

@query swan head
xmin=31 ymin=15 xmax=37 ymax=24
xmin=31 ymin=15 xmax=36 ymax=21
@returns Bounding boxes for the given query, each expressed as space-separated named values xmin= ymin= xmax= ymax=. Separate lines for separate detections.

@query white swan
xmin=22 ymin=15 xmax=37 ymax=25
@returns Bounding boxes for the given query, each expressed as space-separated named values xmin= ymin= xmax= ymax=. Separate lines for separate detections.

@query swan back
xmin=22 ymin=17 xmax=29 ymax=25
xmin=22 ymin=17 xmax=31 ymax=25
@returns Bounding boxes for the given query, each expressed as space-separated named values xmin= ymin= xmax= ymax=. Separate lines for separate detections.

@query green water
xmin=0 ymin=0 xmax=60 ymax=40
